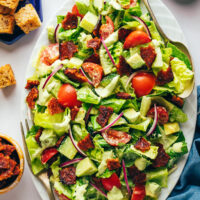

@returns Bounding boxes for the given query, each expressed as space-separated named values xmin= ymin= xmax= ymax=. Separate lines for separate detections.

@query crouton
xmin=14 ymin=4 xmax=41 ymax=34
xmin=0 ymin=14 xmax=15 ymax=34
xmin=0 ymin=64 xmax=16 ymax=89
xmin=0 ymin=0 xmax=19 ymax=14
xmin=0 ymin=5 xmax=12 ymax=15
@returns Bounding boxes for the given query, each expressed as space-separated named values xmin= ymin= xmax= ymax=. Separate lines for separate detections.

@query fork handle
xmin=39 ymin=177 xmax=55 ymax=200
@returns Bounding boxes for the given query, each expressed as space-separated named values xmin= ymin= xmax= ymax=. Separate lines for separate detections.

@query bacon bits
xmin=59 ymin=41 xmax=78 ymax=60
xmin=56 ymin=135 xmax=66 ymax=148
xmin=134 ymin=137 xmax=151 ymax=152
xmin=152 ymin=143 xmax=170 ymax=168
xmin=156 ymin=67 xmax=174 ymax=86
xmin=25 ymin=80 xmax=40 ymax=90
xmin=118 ymin=28 xmax=132 ymax=41
xmin=140 ymin=45 xmax=157 ymax=69
xmin=48 ymin=98 xmax=64 ymax=115
xmin=107 ymin=158 xmax=121 ymax=171
xmin=35 ymin=128 xmax=43 ymax=146
xmin=26 ymin=87 xmax=39 ymax=109
xmin=84 ymin=54 xmax=100 ymax=65
xmin=116 ymin=56 xmax=133 ymax=76
xmin=96 ymin=106 xmax=114 ymax=127
xmin=100 ymin=16 xmax=114 ymax=40
xmin=71 ymin=106 xmax=79 ymax=121
xmin=62 ymin=12 xmax=78 ymax=30
xmin=116 ymin=92 xmax=133 ymax=99
xmin=87 ymin=37 xmax=101 ymax=53
xmin=59 ymin=166 xmax=76 ymax=185
xmin=78 ymin=134 xmax=94 ymax=152
xmin=147 ymin=106 xmax=169 ymax=125
xmin=170 ymin=95 xmax=184 ymax=108
xmin=64 ymin=68 xmax=87 ymax=83
xmin=128 ymin=165 xmax=146 ymax=185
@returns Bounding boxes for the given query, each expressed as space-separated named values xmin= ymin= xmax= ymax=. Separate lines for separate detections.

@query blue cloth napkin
xmin=168 ymin=86 xmax=200 ymax=200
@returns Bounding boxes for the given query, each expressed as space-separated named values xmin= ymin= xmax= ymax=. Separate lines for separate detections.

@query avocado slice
xmin=58 ymin=137 xmax=77 ymax=160
xmin=145 ymin=182 xmax=161 ymax=198
xmin=108 ymin=113 xmax=127 ymax=126
xmin=123 ymin=108 xmax=140 ymax=123
xmin=76 ymin=157 xmax=97 ymax=177
xmin=164 ymin=122 xmax=180 ymax=135
xmin=140 ymin=96 xmax=151 ymax=117
xmin=135 ymin=157 xmax=151 ymax=171
xmin=126 ymin=53 xmax=145 ymax=69
xmin=67 ymin=57 xmax=83 ymax=69
xmin=107 ymin=186 xmax=124 ymax=200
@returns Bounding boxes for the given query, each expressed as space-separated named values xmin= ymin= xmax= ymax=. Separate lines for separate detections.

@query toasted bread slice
xmin=0 ymin=14 xmax=15 ymax=34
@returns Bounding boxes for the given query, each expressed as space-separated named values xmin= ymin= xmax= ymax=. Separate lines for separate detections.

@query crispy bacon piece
xmin=152 ymin=143 xmax=170 ymax=168
xmin=62 ymin=12 xmax=78 ymax=30
xmin=59 ymin=166 xmax=76 ymax=185
xmin=156 ymin=67 xmax=174 ymax=86
xmin=59 ymin=41 xmax=78 ymax=60
xmin=170 ymin=95 xmax=184 ymax=108
xmin=55 ymin=190 xmax=71 ymax=200
xmin=84 ymin=54 xmax=100 ymax=65
xmin=77 ymin=134 xmax=94 ymax=151
xmin=0 ymin=154 xmax=10 ymax=169
xmin=48 ymin=98 xmax=65 ymax=115
xmin=100 ymin=16 xmax=114 ymax=40
xmin=87 ymin=37 xmax=101 ymax=54
xmin=71 ymin=106 xmax=79 ymax=121
xmin=56 ymin=135 xmax=66 ymax=148
xmin=116 ymin=56 xmax=133 ymax=76
xmin=140 ymin=45 xmax=157 ymax=69
xmin=25 ymin=80 xmax=40 ymax=90
xmin=0 ymin=144 xmax=15 ymax=156
xmin=118 ymin=28 xmax=132 ymax=41
xmin=147 ymin=106 xmax=169 ymax=125
xmin=134 ymin=137 xmax=151 ymax=152
xmin=116 ymin=92 xmax=133 ymax=99
xmin=96 ymin=106 xmax=114 ymax=127
xmin=26 ymin=87 xmax=39 ymax=109
xmin=13 ymin=165 xmax=20 ymax=176
xmin=128 ymin=165 xmax=146 ymax=185
xmin=64 ymin=68 xmax=87 ymax=83
xmin=35 ymin=128 xmax=43 ymax=146
xmin=107 ymin=158 xmax=121 ymax=171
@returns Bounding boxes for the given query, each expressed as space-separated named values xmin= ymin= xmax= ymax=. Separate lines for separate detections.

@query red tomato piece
xmin=132 ymin=72 xmax=156 ymax=98
xmin=99 ymin=16 xmax=114 ymax=40
xmin=72 ymin=4 xmax=84 ymax=18
xmin=41 ymin=148 xmax=58 ymax=164
xmin=102 ymin=129 xmax=132 ymax=147
xmin=131 ymin=185 xmax=146 ymax=200
xmin=82 ymin=62 xmax=104 ymax=88
xmin=58 ymin=84 xmax=82 ymax=108
xmin=101 ymin=173 xmax=121 ymax=191
xmin=124 ymin=31 xmax=151 ymax=49
xmin=40 ymin=44 xmax=59 ymax=66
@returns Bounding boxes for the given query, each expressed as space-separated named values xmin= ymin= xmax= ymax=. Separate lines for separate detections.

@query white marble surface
xmin=0 ymin=0 xmax=199 ymax=199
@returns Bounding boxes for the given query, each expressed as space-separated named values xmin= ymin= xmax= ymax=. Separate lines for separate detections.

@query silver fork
xmin=20 ymin=119 xmax=55 ymax=200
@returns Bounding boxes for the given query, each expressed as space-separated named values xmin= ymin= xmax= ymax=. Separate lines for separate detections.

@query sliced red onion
xmin=60 ymin=158 xmax=84 ymax=168
xmin=101 ymin=37 xmax=116 ymax=66
xmin=122 ymin=160 xmax=131 ymax=196
xmin=54 ymin=24 xmax=60 ymax=43
xmin=80 ymin=67 xmax=93 ymax=85
xmin=84 ymin=105 xmax=93 ymax=123
xmin=94 ymin=112 xmax=124 ymax=134
xmin=42 ymin=64 xmax=63 ymax=89
xmin=125 ymin=72 xmax=138 ymax=89
xmin=132 ymin=16 xmax=151 ymax=38
xmin=69 ymin=127 xmax=87 ymax=157
xmin=90 ymin=182 xmax=107 ymax=198
xmin=146 ymin=104 xmax=158 ymax=137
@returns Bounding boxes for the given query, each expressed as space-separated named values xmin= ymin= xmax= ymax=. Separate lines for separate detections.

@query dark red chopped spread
xmin=64 ymin=68 xmax=87 ymax=83
xmin=48 ymin=98 xmax=65 ymax=115
xmin=13 ymin=165 xmax=20 ymax=176
xmin=107 ymin=158 xmax=121 ymax=171
xmin=0 ymin=144 xmax=15 ymax=156
xmin=156 ymin=67 xmax=174 ymax=86
xmin=116 ymin=56 xmax=133 ymax=76
xmin=59 ymin=166 xmax=76 ymax=185
xmin=87 ymin=37 xmax=101 ymax=54
xmin=140 ymin=45 xmax=157 ymax=69
xmin=26 ymin=87 xmax=39 ymax=110
xmin=0 ymin=154 xmax=10 ymax=169
xmin=56 ymin=135 xmax=66 ymax=148
xmin=84 ymin=53 xmax=100 ymax=65
xmin=71 ymin=106 xmax=79 ymax=121
xmin=128 ymin=165 xmax=146 ymax=185
xmin=118 ymin=28 xmax=132 ymax=41
xmin=25 ymin=80 xmax=40 ymax=90
xmin=170 ymin=95 xmax=184 ymax=108
xmin=96 ymin=106 xmax=114 ymax=127
xmin=116 ymin=92 xmax=133 ymax=99
xmin=100 ymin=16 xmax=114 ymax=40
xmin=147 ymin=106 xmax=169 ymax=125
xmin=59 ymin=41 xmax=78 ymax=60
xmin=134 ymin=137 xmax=151 ymax=152
xmin=152 ymin=143 xmax=170 ymax=168
xmin=62 ymin=12 xmax=78 ymax=30
xmin=35 ymin=128 xmax=43 ymax=146
xmin=77 ymin=134 xmax=94 ymax=151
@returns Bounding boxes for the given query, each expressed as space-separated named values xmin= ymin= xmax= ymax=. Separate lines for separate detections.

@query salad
xmin=24 ymin=0 xmax=194 ymax=200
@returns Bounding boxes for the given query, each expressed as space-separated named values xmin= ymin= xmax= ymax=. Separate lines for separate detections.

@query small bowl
xmin=0 ymin=133 xmax=24 ymax=194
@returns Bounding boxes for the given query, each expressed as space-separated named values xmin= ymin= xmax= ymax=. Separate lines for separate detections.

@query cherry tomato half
xmin=58 ymin=84 xmax=81 ymax=108
xmin=132 ymin=72 xmax=156 ymax=98
xmin=41 ymin=148 xmax=58 ymax=164
xmin=131 ymin=185 xmax=146 ymax=200
xmin=101 ymin=173 xmax=121 ymax=191
xmin=72 ymin=5 xmax=84 ymax=18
